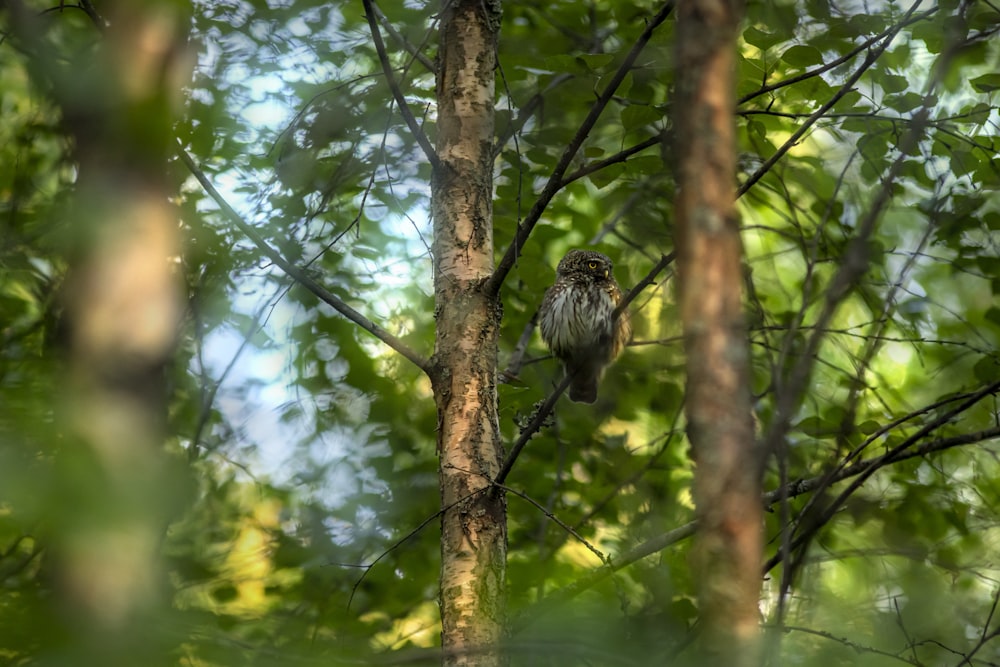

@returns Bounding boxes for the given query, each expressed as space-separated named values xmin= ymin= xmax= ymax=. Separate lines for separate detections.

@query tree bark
xmin=431 ymin=1 xmax=506 ymax=665
xmin=5 ymin=0 xmax=191 ymax=661
xmin=673 ymin=0 xmax=762 ymax=664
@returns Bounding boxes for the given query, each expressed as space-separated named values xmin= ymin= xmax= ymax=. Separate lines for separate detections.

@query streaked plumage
xmin=539 ymin=249 xmax=631 ymax=403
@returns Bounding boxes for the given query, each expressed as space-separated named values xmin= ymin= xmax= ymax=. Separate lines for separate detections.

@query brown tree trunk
xmin=7 ymin=0 xmax=191 ymax=659
xmin=431 ymin=1 xmax=507 ymax=665
xmin=673 ymin=0 xmax=762 ymax=664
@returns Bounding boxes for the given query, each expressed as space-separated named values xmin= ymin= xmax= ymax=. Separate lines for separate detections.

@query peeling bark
xmin=431 ymin=1 xmax=507 ymax=665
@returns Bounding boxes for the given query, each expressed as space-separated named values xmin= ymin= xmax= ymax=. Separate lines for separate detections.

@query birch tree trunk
xmin=674 ymin=1 xmax=763 ymax=664
xmin=431 ymin=1 xmax=507 ymax=665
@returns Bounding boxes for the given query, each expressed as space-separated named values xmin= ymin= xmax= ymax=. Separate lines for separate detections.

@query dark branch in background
xmin=502 ymin=309 xmax=539 ymax=380
xmin=485 ymin=0 xmax=676 ymax=297
xmin=559 ymin=134 xmax=662 ymax=188
xmin=188 ymin=285 xmax=288 ymax=460
xmin=494 ymin=253 xmax=676 ymax=487
xmin=40 ymin=1 xmax=104 ymax=29
xmin=737 ymin=2 xmax=920 ymax=199
xmin=494 ymin=73 xmax=574 ymax=156
xmin=615 ymin=252 xmax=674 ymax=321
xmin=361 ymin=0 xmax=440 ymax=172
xmin=518 ymin=413 xmax=1000 ymax=628
xmin=760 ymin=0 xmax=949 ymax=462
xmin=177 ymin=145 xmax=433 ymax=376
xmin=737 ymin=7 xmax=937 ymax=106
xmin=590 ymin=187 xmax=646 ymax=244
xmin=760 ymin=3 xmax=976 ymax=605
xmin=764 ymin=379 xmax=1000 ymax=574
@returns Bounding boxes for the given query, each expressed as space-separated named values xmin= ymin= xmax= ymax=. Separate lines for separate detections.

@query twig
xmin=520 ymin=418 xmax=1000 ymax=626
xmin=499 ymin=483 xmax=607 ymax=564
xmin=486 ymin=0 xmax=676 ymax=297
xmin=371 ymin=0 xmax=436 ymax=73
xmin=177 ymin=144 xmax=433 ymax=376
xmin=494 ymin=375 xmax=572 ymax=488
xmin=494 ymin=253 xmax=675 ymax=487
xmin=737 ymin=8 xmax=937 ymax=106
xmin=361 ymin=0 xmax=440 ymax=171
xmin=737 ymin=1 xmax=922 ymax=199
xmin=559 ymin=134 xmax=662 ymax=188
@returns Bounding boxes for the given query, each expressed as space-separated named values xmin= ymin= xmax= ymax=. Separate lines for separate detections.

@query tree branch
xmin=494 ymin=253 xmax=675 ymax=487
xmin=370 ymin=0 xmax=436 ymax=74
xmin=737 ymin=8 xmax=937 ymax=106
xmin=485 ymin=0 xmax=676 ymax=297
xmin=737 ymin=1 xmax=921 ymax=199
xmin=519 ymin=415 xmax=1000 ymax=627
xmin=559 ymin=134 xmax=662 ymax=188
xmin=177 ymin=145 xmax=433 ymax=376
xmin=361 ymin=0 xmax=440 ymax=172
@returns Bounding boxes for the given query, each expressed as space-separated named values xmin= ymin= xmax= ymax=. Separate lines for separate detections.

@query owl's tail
xmin=568 ymin=369 xmax=600 ymax=404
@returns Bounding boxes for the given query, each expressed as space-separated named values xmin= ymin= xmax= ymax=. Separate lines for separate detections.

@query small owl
xmin=539 ymin=249 xmax=631 ymax=403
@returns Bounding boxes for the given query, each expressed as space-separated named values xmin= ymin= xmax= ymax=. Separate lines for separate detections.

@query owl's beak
xmin=603 ymin=269 xmax=609 ymax=279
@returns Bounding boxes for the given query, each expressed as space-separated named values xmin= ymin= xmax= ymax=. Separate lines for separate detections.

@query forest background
xmin=2 ymin=0 xmax=1000 ymax=665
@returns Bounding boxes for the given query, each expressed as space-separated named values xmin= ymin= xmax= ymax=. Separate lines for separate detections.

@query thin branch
xmin=778 ymin=625 xmax=920 ymax=666
xmin=370 ymin=0 xmax=436 ymax=73
xmin=761 ymin=0 xmax=941 ymax=465
xmin=763 ymin=380 xmax=1000 ymax=573
xmin=494 ymin=253 xmax=675 ymax=487
xmin=737 ymin=1 xmax=921 ymax=199
xmin=494 ymin=374 xmax=572 ymax=489
xmin=361 ymin=0 xmax=440 ymax=171
xmin=177 ymin=144 xmax=433 ymax=376
xmin=514 ymin=521 xmax=698 ymax=630
xmin=520 ymin=417 xmax=1000 ymax=626
xmin=500 ymin=483 xmax=607 ymax=564
xmin=486 ymin=0 xmax=676 ymax=297
xmin=737 ymin=8 xmax=937 ymax=106
xmin=559 ymin=134 xmax=662 ymax=188
xmin=502 ymin=308 xmax=539 ymax=381
xmin=346 ymin=487 xmax=488 ymax=610
xmin=615 ymin=252 xmax=675 ymax=321
xmin=494 ymin=73 xmax=575 ymax=156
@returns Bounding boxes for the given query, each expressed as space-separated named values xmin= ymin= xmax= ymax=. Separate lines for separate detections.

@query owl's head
xmin=557 ymin=249 xmax=614 ymax=281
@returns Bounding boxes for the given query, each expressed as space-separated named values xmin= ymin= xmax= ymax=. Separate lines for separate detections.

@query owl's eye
xmin=587 ymin=261 xmax=599 ymax=270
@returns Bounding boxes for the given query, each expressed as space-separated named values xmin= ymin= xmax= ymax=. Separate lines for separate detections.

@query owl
xmin=539 ymin=249 xmax=631 ymax=403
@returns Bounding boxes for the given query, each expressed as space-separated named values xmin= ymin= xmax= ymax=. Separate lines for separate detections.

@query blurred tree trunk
xmin=431 ymin=1 xmax=507 ymax=665
xmin=8 ymin=0 xmax=191 ymax=662
xmin=673 ymin=0 xmax=762 ymax=665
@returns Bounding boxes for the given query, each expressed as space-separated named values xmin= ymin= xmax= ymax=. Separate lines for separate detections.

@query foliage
xmin=1 ymin=0 xmax=1000 ymax=665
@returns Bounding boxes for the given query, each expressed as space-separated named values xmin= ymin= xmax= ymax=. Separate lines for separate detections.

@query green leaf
xmin=970 ymin=73 xmax=1000 ymax=93
xmin=781 ymin=45 xmax=824 ymax=68
xmin=973 ymin=356 xmax=999 ymax=383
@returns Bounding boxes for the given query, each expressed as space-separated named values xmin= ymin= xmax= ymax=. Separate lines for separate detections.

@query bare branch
xmin=494 ymin=253 xmax=675 ymax=487
xmin=486 ymin=1 xmax=676 ymax=297
xmin=521 ymin=416 xmax=1000 ymax=626
xmin=177 ymin=145 xmax=433 ymax=376
xmin=370 ymin=0 xmax=436 ymax=74
xmin=737 ymin=2 xmax=921 ymax=199
xmin=559 ymin=134 xmax=662 ymax=188
xmin=737 ymin=8 xmax=937 ymax=106
xmin=361 ymin=0 xmax=440 ymax=171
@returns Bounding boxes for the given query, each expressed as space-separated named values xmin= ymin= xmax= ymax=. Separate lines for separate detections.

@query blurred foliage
xmin=1 ymin=0 xmax=1000 ymax=665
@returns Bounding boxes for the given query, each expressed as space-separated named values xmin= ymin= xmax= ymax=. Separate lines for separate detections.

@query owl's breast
xmin=539 ymin=284 xmax=617 ymax=358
